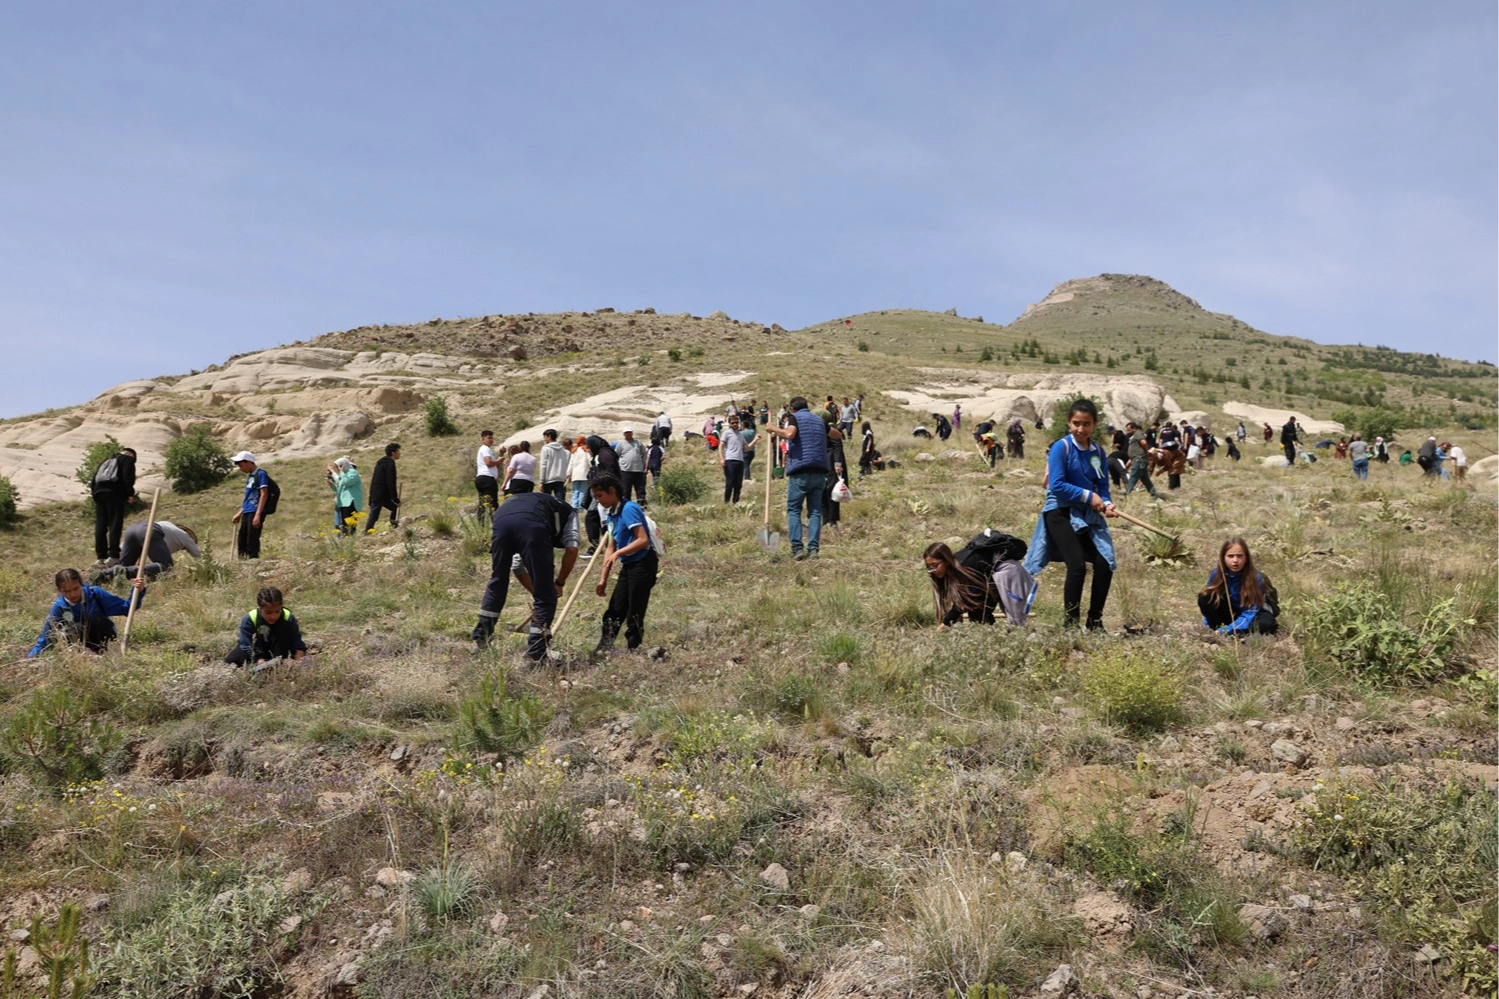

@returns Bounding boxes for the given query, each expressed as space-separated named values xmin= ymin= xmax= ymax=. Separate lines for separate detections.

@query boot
xmin=472 ymin=617 xmax=496 ymax=650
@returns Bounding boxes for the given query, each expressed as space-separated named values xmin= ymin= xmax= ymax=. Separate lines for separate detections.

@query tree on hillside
xmin=163 ymin=424 xmax=233 ymax=493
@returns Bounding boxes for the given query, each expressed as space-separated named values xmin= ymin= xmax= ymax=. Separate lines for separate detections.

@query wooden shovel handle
xmin=120 ymin=488 xmax=161 ymax=654
xmin=549 ymin=561 xmax=595 ymax=638
xmin=1112 ymin=508 xmax=1177 ymax=541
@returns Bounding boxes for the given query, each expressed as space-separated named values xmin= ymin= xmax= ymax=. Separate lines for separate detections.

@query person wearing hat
xmin=614 ymin=426 xmax=649 ymax=507
xmin=100 ymin=520 xmax=201 ymax=582
xmin=231 ymin=451 xmax=270 ymax=559
xmin=366 ymin=443 xmax=402 ymax=531
xmin=327 ymin=456 xmax=364 ymax=535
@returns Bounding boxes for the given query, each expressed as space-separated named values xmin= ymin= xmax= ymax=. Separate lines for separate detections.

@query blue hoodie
xmin=30 ymin=584 xmax=143 ymax=657
xmin=1203 ymin=569 xmax=1272 ymax=634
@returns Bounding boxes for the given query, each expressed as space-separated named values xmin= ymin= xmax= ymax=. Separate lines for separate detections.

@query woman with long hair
xmin=1198 ymin=537 xmax=1278 ymax=635
xmin=923 ymin=542 xmax=995 ymax=629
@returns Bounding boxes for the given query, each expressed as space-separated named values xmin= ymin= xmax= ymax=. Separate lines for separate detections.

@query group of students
xmin=926 ymin=399 xmax=1279 ymax=637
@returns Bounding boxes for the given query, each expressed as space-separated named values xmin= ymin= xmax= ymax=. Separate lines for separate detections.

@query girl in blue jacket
xmin=1028 ymin=399 xmax=1118 ymax=631
xmin=1198 ymin=538 xmax=1279 ymax=635
xmin=29 ymin=568 xmax=146 ymax=657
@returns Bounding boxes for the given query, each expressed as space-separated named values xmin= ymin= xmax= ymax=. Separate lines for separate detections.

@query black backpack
xmin=261 ymin=472 xmax=282 ymax=515
xmin=954 ymin=528 xmax=1027 ymax=578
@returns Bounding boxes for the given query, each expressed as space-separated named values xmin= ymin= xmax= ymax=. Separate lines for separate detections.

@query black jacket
xmin=369 ymin=455 xmax=399 ymax=505
xmin=92 ymin=452 xmax=137 ymax=498
xmin=586 ymin=436 xmax=621 ymax=481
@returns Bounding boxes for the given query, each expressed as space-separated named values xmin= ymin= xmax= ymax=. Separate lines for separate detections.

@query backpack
xmin=92 ymin=456 xmax=121 ymax=489
xmin=954 ymin=528 xmax=1027 ymax=579
xmin=261 ymin=471 xmax=282 ymax=515
xmin=643 ymin=513 xmax=666 ymax=556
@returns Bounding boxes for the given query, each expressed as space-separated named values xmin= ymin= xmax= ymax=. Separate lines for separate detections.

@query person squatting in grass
xmin=1023 ymin=398 xmax=1118 ymax=632
xmin=95 ymin=520 xmax=199 ymax=582
xmin=28 ymin=569 xmax=146 ymax=657
xmin=226 ymin=586 xmax=307 ymax=667
xmin=923 ymin=543 xmax=995 ymax=629
xmin=590 ymin=472 xmax=658 ymax=657
xmin=471 ymin=490 xmax=580 ymax=661
xmin=365 ymin=442 xmax=402 ymax=531
xmin=1198 ymin=538 xmax=1279 ymax=636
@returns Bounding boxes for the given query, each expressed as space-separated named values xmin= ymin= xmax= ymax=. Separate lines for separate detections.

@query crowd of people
xmin=31 ymin=397 xmax=1472 ymax=664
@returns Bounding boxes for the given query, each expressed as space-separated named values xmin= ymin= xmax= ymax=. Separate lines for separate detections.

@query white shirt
xmin=507 ymin=451 xmax=537 ymax=483
xmin=476 ymin=445 xmax=498 ymax=478
xmin=1449 ymin=446 xmax=1467 ymax=466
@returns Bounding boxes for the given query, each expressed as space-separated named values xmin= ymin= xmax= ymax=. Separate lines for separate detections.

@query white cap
xmin=622 ymin=425 xmax=634 ymax=433
xmin=231 ymin=451 xmax=257 ymax=464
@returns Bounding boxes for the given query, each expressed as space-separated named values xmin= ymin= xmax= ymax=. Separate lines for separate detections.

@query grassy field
xmin=0 ymin=321 xmax=1495 ymax=998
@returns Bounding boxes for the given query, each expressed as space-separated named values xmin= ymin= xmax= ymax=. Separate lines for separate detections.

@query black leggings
xmin=1198 ymin=594 xmax=1279 ymax=635
xmin=723 ymin=459 xmax=744 ymax=503
xmin=1044 ymin=508 xmax=1112 ymax=627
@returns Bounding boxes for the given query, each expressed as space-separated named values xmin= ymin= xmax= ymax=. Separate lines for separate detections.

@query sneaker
xmin=581 ymin=547 xmax=596 ymax=559
xmin=104 ymin=557 xmax=121 ymax=568
xmin=793 ymin=550 xmax=807 ymax=561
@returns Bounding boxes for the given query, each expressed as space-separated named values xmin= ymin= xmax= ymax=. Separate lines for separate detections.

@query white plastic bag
xmin=831 ymin=477 xmax=852 ymax=503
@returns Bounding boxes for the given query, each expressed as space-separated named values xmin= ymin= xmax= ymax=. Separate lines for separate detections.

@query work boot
xmin=472 ymin=618 xmax=496 ymax=651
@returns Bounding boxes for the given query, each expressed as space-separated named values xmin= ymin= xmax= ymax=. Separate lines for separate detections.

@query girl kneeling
xmin=924 ymin=543 xmax=996 ymax=629
xmin=1199 ymin=538 xmax=1278 ymax=636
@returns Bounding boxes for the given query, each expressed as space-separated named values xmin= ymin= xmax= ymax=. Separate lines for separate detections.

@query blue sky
xmin=2 ymin=2 xmax=1494 ymax=418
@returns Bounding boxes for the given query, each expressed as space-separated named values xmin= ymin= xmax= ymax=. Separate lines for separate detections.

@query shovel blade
xmin=757 ymin=527 xmax=781 ymax=552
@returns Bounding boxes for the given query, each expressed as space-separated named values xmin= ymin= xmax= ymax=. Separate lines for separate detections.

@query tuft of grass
xmin=1080 ymin=651 xmax=1185 ymax=732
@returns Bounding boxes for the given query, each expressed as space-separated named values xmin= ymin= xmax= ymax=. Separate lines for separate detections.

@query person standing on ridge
xmin=366 ymin=443 xmax=401 ymax=531
xmin=90 ymin=446 xmax=138 ymax=565
xmin=231 ymin=451 xmax=271 ymax=559
xmin=763 ymin=396 xmax=840 ymax=560
xmin=476 ymin=430 xmax=502 ymax=515
xmin=615 ymin=426 xmax=649 ymax=506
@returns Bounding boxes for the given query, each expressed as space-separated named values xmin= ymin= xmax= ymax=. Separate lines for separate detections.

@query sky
xmin=2 ymin=2 xmax=1494 ymax=418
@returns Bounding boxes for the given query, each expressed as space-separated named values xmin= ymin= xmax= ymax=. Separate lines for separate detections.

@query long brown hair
xmin=1199 ymin=537 xmax=1264 ymax=610
xmin=924 ymin=542 xmax=991 ymax=622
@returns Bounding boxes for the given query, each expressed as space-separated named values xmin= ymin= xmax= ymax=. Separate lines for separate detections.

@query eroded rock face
xmin=883 ymin=372 xmax=1168 ymax=429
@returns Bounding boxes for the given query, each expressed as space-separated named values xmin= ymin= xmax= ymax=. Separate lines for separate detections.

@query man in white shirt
xmin=476 ymin=430 xmax=502 ymax=514
xmin=653 ymin=412 xmax=673 ymax=447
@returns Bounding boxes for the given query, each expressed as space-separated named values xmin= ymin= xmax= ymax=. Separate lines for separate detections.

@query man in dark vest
xmin=471 ymin=491 xmax=580 ymax=660
xmin=763 ymin=396 xmax=841 ymax=561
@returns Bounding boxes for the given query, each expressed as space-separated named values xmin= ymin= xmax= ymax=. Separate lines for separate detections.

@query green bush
xmin=423 ymin=396 xmax=459 ymax=437
xmin=656 ymin=465 xmax=706 ymax=505
xmin=857 ymin=341 xmax=870 ymax=352
xmin=978 ymin=345 xmax=993 ymax=362
xmin=162 ymin=424 xmax=232 ymax=494
xmin=1295 ymin=581 xmax=1470 ymax=687
xmin=454 ymin=671 xmax=551 ymax=762
xmin=1080 ymin=652 xmax=1184 ymax=732
xmin=0 ymin=473 xmax=18 ymax=527
xmin=1047 ymin=396 xmax=1109 ymax=446
xmin=1 ymin=688 xmax=123 ymax=793
xmin=1330 ymin=405 xmax=1417 ymax=442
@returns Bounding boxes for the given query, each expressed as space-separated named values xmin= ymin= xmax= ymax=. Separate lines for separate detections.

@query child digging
xmin=226 ymin=586 xmax=308 ymax=668
xmin=590 ymin=473 xmax=658 ymax=659
xmin=28 ymin=569 xmax=146 ymax=657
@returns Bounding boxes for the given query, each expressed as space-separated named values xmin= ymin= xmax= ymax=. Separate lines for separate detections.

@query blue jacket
xmin=1024 ymin=435 xmax=1116 ymax=576
xmin=785 ymin=409 xmax=830 ymax=476
xmin=1203 ymin=569 xmax=1273 ymax=634
xmin=30 ymin=584 xmax=142 ymax=657
xmin=602 ymin=499 xmax=653 ymax=565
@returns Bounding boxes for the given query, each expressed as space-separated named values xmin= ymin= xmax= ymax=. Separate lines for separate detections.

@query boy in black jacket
xmin=367 ymin=443 xmax=401 ymax=531
xmin=91 ymin=447 xmax=138 ymax=563
xmin=226 ymin=586 xmax=307 ymax=667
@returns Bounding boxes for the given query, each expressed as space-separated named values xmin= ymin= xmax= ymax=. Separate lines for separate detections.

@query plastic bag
xmin=831 ymin=477 xmax=852 ymax=503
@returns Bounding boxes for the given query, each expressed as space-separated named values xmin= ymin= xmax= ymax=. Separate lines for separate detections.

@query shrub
xmin=978 ymin=345 xmax=993 ymax=362
xmin=97 ymin=870 xmax=317 ymax=998
xmin=423 ymin=396 xmax=459 ymax=437
xmin=1 ymin=688 xmax=123 ymax=793
xmin=0 ymin=473 xmax=18 ymax=527
xmin=1048 ymin=396 xmax=1109 ymax=446
xmin=454 ymin=671 xmax=551 ymax=762
xmin=667 ymin=348 xmax=682 ymax=361
xmin=857 ymin=341 xmax=870 ymax=352
xmin=1080 ymin=652 xmax=1184 ymax=732
xmin=162 ymin=424 xmax=232 ymax=493
xmin=1295 ymin=582 xmax=1470 ymax=687
xmin=656 ymin=465 xmax=706 ymax=505
xmin=414 ymin=857 xmax=478 ymax=923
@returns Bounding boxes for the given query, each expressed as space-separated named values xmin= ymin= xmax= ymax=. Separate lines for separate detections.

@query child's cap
xmin=232 ymin=451 xmax=257 ymax=463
